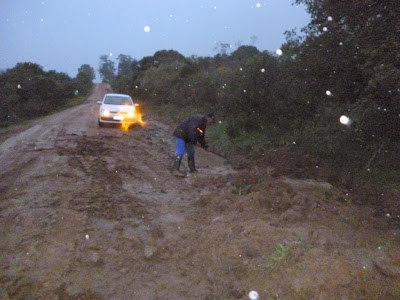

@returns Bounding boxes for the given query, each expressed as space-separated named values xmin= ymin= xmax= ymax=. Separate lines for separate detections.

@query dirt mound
xmin=187 ymin=172 xmax=400 ymax=298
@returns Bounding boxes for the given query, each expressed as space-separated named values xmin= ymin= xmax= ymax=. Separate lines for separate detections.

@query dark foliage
xmin=0 ymin=62 xmax=93 ymax=126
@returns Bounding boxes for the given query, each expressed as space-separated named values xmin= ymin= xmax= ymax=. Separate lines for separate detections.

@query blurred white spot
xmin=214 ymin=6 xmax=217 ymax=10
xmin=323 ymin=27 xmax=328 ymax=32
xmin=386 ymin=213 xmax=390 ymax=217
xmin=85 ymin=234 xmax=89 ymax=240
xmin=40 ymin=18 xmax=44 ymax=22
xmin=240 ymin=67 xmax=243 ymax=71
xmin=17 ymin=84 xmax=21 ymax=89
xmin=109 ymin=52 xmax=113 ymax=57
xmin=144 ymin=26 xmax=151 ymax=32
xmin=326 ymin=90 xmax=332 ymax=96
xmin=276 ymin=49 xmax=283 ymax=56
xmin=243 ymin=90 xmax=247 ymax=93
xmin=261 ymin=68 xmax=265 ymax=72
xmin=74 ymin=90 xmax=79 ymax=95
xmin=327 ymin=16 xmax=333 ymax=21
xmin=249 ymin=291 xmax=259 ymax=300
xmin=340 ymin=115 xmax=351 ymax=125
xmin=339 ymin=42 xmax=343 ymax=46
xmin=256 ymin=3 xmax=261 ymax=8
xmin=218 ymin=120 xmax=222 ymax=124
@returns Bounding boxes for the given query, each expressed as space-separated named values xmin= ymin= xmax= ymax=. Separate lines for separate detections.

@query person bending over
xmin=172 ymin=113 xmax=215 ymax=177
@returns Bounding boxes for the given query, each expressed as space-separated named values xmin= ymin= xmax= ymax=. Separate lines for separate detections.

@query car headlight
xmin=127 ymin=111 xmax=134 ymax=118
xmin=101 ymin=109 xmax=110 ymax=116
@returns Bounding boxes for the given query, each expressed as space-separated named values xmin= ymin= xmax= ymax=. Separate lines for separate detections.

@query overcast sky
xmin=0 ymin=0 xmax=310 ymax=78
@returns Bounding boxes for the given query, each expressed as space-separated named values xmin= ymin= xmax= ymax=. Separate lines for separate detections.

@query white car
xmin=97 ymin=93 xmax=140 ymax=127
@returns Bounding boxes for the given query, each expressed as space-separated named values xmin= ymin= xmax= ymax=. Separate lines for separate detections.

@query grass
xmin=237 ymin=184 xmax=252 ymax=196
xmin=266 ymin=244 xmax=292 ymax=272
xmin=58 ymin=95 xmax=87 ymax=111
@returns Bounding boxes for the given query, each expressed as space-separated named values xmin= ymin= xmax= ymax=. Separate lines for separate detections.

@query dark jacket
xmin=173 ymin=114 xmax=208 ymax=147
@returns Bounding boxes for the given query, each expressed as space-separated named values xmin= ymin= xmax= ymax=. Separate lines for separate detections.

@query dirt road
xmin=1 ymin=84 xmax=399 ymax=299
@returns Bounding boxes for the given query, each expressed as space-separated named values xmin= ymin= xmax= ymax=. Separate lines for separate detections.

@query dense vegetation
xmin=0 ymin=63 xmax=95 ymax=127
xmin=100 ymin=0 xmax=399 ymax=191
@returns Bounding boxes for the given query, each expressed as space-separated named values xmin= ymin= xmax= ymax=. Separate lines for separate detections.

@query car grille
xmin=110 ymin=111 xmax=128 ymax=115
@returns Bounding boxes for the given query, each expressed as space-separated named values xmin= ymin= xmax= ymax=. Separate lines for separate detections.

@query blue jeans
xmin=176 ymin=138 xmax=195 ymax=158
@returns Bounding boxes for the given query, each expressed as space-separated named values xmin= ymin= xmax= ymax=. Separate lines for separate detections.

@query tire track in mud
xmin=56 ymin=133 xmax=150 ymax=221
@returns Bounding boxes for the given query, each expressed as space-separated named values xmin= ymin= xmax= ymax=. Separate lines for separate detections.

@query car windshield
xmin=104 ymin=96 xmax=133 ymax=105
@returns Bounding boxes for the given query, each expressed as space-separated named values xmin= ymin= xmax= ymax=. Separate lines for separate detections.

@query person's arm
xmin=196 ymin=126 xmax=208 ymax=149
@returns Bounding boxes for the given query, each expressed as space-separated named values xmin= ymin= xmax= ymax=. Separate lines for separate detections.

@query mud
xmin=1 ymin=84 xmax=399 ymax=299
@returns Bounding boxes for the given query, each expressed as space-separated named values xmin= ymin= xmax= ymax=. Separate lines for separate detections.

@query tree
xmin=76 ymin=64 xmax=95 ymax=95
xmin=77 ymin=64 xmax=95 ymax=82
xmin=214 ymin=42 xmax=231 ymax=56
xmin=117 ymin=54 xmax=133 ymax=77
xmin=230 ymin=45 xmax=260 ymax=61
xmin=152 ymin=50 xmax=184 ymax=65
xmin=282 ymin=0 xmax=400 ymax=182
xmin=291 ymin=0 xmax=400 ymax=136
xmin=0 ymin=62 xmax=75 ymax=126
xmin=99 ymin=55 xmax=115 ymax=83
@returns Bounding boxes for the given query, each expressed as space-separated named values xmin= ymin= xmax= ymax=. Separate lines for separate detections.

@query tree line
xmin=99 ymin=0 xmax=399 ymax=188
xmin=0 ymin=63 xmax=95 ymax=127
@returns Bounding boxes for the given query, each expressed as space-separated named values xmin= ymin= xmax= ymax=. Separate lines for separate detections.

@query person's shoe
xmin=188 ymin=156 xmax=198 ymax=173
xmin=172 ymin=156 xmax=185 ymax=177
xmin=172 ymin=169 xmax=186 ymax=177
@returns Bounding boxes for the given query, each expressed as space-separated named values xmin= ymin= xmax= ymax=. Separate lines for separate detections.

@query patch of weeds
xmin=236 ymin=184 xmax=252 ymax=196
xmin=323 ymin=190 xmax=334 ymax=203
xmin=59 ymin=95 xmax=87 ymax=110
xmin=266 ymin=244 xmax=291 ymax=273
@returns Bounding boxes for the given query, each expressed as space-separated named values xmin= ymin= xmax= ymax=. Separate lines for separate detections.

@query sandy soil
xmin=0 ymin=84 xmax=399 ymax=299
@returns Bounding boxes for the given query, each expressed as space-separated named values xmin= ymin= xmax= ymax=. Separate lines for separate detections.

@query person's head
xmin=206 ymin=112 xmax=215 ymax=125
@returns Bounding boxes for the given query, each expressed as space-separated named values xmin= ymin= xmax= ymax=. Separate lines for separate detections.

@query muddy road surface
xmin=1 ymin=84 xmax=400 ymax=299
